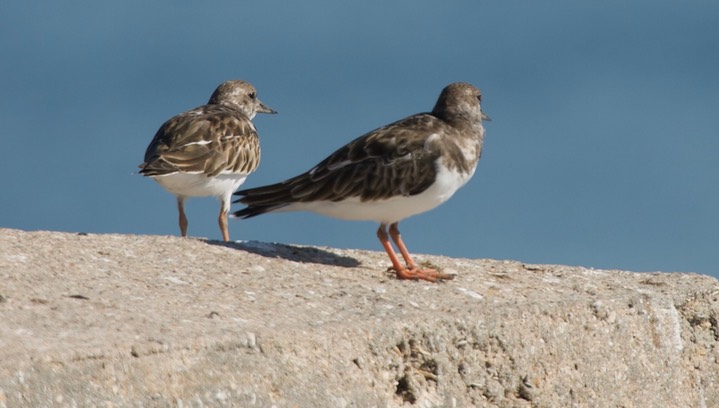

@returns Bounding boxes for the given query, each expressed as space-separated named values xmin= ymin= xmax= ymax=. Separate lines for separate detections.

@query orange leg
xmin=218 ymin=208 xmax=230 ymax=242
xmin=388 ymin=223 xmax=419 ymax=268
xmin=377 ymin=223 xmax=453 ymax=282
xmin=377 ymin=224 xmax=407 ymax=274
xmin=177 ymin=197 xmax=188 ymax=237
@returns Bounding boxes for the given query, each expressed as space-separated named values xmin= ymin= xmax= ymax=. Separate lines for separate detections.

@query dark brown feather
xmin=235 ymin=114 xmax=456 ymax=210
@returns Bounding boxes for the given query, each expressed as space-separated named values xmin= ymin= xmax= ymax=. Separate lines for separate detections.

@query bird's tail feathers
xmin=232 ymin=203 xmax=288 ymax=219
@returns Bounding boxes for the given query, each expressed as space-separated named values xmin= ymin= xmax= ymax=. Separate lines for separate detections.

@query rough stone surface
xmin=1 ymin=228 xmax=718 ymax=407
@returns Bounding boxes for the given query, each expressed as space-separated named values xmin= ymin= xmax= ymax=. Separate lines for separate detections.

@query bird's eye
xmin=249 ymin=92 xmax=256 ymax=99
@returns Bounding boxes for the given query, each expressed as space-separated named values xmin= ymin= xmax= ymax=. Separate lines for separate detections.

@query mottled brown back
xmin=140 ymin=104 xmax=261 ymax=178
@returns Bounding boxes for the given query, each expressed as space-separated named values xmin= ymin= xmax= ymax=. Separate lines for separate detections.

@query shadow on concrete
xmin=207 ymin=239 xmax=361 ymax=268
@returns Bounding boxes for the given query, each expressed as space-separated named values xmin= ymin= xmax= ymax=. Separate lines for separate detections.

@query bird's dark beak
xmin=258 ymin=101 xmax=277 ymax=114
xmin=481 ymin=111 xmax=491 ymax=121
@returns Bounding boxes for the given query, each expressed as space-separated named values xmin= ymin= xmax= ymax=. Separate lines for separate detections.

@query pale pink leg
xmin=177 ymin=197 xmax=188 ymax=237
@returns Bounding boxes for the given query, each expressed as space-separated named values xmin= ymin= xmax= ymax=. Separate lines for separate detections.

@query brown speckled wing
xmin=140 ymin=105 xmax=260 ymax=178
xmin=234 ymin=113 xmax=452 ymax=215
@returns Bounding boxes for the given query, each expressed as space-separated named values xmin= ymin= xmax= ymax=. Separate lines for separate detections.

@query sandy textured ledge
xmin=1 ymin=228 xmax=718 ymax=407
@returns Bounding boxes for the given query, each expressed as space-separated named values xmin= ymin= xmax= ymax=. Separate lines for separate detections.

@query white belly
xmin=283 ymin=163 xmax=475 ymax=224
xmin=151 ymin=172 xmax=248 ymax=198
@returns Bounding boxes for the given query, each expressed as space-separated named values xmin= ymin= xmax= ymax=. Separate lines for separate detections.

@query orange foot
xmin=390 ymin=266 xmax=455 ymax=282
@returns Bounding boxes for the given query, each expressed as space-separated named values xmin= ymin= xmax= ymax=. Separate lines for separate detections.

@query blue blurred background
xmin=1 ymin=1 xmax=717 ymax=276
